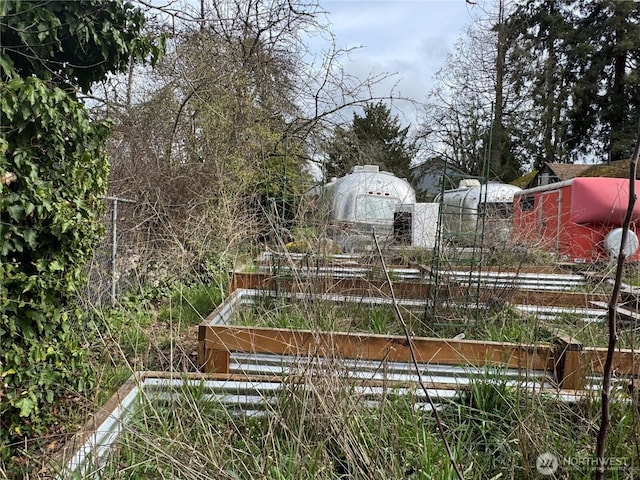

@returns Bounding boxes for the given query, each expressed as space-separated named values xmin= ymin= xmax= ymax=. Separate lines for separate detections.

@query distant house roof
xmin=548 ymin=163 xmax=593 ymax=180
xmin=511 ymin=170 xmax=537 ymax=189
xmin=580 ymin=160 xmax=640 ymax=179
xmin=525 ymin=163 xmax=591 ymax=189
xmin=523 ymin=161 xmax=640 ymax=189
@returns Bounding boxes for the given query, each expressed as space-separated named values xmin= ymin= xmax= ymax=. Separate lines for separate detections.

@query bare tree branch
xmin=372 ymin=231 xmax=465 ymax=480
xmin=595 ymin=120 xmax=640 ymax=479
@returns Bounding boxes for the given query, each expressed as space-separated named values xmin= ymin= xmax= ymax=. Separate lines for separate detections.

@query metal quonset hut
xmin=512 ymin=177 xmax=640 ymax=262
xmin=323 ymin=165 xmax=416 ymax=249
xmin=436 ymin=180 xmax=522 ymax=245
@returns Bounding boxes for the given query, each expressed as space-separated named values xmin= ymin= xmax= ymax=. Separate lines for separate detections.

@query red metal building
xmin=512 ymin=177 xmax=640 ymax=262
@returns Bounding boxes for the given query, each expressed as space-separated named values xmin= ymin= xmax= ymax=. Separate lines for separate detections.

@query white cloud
xmin=318 ymin=0 xmax=473 ymax=126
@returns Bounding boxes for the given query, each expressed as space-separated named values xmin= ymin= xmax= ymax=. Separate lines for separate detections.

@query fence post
xmin=111 ymin=197 xmax=118 ymax=303
xmin=100 ymin=196 xmax=135 ymax=303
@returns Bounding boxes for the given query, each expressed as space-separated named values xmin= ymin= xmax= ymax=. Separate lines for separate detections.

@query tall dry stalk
xmin=372 ymin=231 xmax=465 ymax=480
xmin=595 ymin=122 xmax=640 ymax=479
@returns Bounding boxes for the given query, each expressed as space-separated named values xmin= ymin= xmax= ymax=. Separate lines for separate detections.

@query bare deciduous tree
xmin=418 ymin=0 xmax=534 ymax=182
xmin=89 ymin=0 xmax=403 ymax=281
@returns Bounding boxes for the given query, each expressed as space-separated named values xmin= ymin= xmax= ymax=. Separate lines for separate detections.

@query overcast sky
xmin=317 ymin=0 xmax=477 ymax=128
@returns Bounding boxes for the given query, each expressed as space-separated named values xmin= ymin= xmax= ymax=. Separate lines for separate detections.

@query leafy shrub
xmin=0 ymin=0 xmax=159 ymax=459
xmin=0 ymin=77 xmax=108 ymax=449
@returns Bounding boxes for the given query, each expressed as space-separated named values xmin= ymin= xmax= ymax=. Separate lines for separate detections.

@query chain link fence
xmin=82 ymin=196 xmax=137 ymax=308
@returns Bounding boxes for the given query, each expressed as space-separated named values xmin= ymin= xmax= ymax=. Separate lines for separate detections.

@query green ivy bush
xmin=0 ymin=0 xmax=161 ymax=459
xmin=0 ymin=75 xmax=109 ymax=450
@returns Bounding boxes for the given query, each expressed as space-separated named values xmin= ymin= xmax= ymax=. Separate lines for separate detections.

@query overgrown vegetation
xmin=60 ymin=367 xmax=640 ymax=479
xmin=4 ymin=255 xmax=640 ymax=478
xmin=231 ymin=282 xmax=640 ymax=350
xmin=4 ymin=0 xmax=640 ymax=478
xmin=0 ymin=0 xmax=160 ymax=458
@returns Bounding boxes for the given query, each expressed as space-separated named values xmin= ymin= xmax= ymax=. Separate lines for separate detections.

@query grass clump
xmin=86 ymin=376 xmax=458 ymax=479
xmin=72 ymin=372 xmax=640 ymax=479
xmin=441 ymin=376 xmax=640 ymax=479
xmin=234 ymin=296 xmax=428 ymax=336
xmin=158 ymin=282 xmax=225 ymax=327
xmin=243 ymin=289 xmax=640 ymax=350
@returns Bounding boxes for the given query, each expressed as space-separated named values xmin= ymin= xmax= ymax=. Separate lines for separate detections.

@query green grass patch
xmin=158 ymin=282 xmax=225 ymax=328
xmin=84 ymin=278 xmax=227 ymax=407
xmin=75 ymin=374 xmax=640 ymax=480
xmin=233 ymin=296 xmax=554 ymax=345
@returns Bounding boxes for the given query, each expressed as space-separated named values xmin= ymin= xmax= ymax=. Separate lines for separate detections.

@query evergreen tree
xmin=508 ymin=0 xmax=640 ymax=164
xmin=567 ymin=0 xmax=640 ymax=162
xmin=507 ymin=1 xmax=576 ymax=168
xmin=326 ymin=102 xmax=416 ymax=181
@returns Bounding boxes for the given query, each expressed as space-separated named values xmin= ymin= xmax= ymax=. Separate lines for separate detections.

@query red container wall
xmin=513 ymin=185 xmax=571 ymax=255
xmin=512 ymin=196 xmax=537 ymax=246
xmin=513 ymin=178 xmax=640 ymax=262
xmin=559 ymin=223 xmax=607 ymax=262
xmin=540 ymin=189 xmax=567 ymax=253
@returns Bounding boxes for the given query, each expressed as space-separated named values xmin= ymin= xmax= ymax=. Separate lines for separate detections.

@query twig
xmin=595 ymin=124 xmax=640 ymax=480
xmin=372 ymin=231 xmax=465 ymax=480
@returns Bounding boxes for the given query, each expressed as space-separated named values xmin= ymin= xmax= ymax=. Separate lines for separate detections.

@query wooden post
xmin=554 ymin=333 xmax=585 ymax=390
xmin=204 ymin=350 xmax=230 ymax=374
xmin=198 ymin=328 xmax=231 ymax=373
